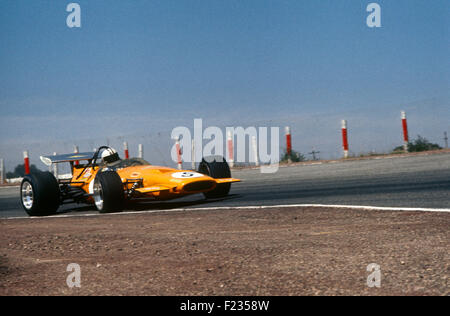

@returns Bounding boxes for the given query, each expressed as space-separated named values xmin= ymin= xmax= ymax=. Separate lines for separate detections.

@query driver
xmin=101 ymin=148 xmax=121 ymax=164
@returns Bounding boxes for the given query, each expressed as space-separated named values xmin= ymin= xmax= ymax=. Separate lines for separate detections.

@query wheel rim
xmin=93 ymin=178 xmax=104 ymax=210
xmin=21 ymin=181 xmax=34 ymax=210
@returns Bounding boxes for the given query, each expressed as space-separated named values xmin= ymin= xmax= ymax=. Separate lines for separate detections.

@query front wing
xmin=133 ymin=178 xmax=240 ymax=196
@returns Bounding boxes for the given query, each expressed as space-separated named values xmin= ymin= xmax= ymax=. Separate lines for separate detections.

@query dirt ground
xmin=0 ymin=207 xmax=448 ymax=296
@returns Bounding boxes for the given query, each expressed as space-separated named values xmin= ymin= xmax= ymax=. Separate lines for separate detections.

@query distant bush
xmin=6 ymin=164 xmax=42 ymax=178
xmin=393 ymin=135 xmax=442 ymax=153
xmin=358 ymin=151 xmax=386 ymax=158
xmin=281 ymin=149 xmax=306 ymax=163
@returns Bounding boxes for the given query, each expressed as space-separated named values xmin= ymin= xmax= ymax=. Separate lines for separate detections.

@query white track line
xmin=3 ymin=204 xmax=450 ymax=220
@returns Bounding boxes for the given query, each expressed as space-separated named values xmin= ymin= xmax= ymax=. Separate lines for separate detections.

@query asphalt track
xmin=1 ymin=152 xmax=449 ymax=218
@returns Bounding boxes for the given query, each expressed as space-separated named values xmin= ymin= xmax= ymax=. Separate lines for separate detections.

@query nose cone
xmin=170 ymin=171 xmax=217 ymax=194
xmin=118 ymin=166 xmax=218 ymax=195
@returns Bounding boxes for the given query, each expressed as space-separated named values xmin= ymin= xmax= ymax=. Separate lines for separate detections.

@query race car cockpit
xmin=100 ymin=147 xmax=151 ymax=170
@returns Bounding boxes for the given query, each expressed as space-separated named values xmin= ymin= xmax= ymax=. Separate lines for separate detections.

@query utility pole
xmin=444 ymin=132 xmax=448 ymax=148
xmin=308 ymin=148 xmax=320 ymax=161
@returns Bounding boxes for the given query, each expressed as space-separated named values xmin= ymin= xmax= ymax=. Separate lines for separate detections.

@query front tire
xmin=198 ymin=155 xmax=232 ymax=199
xmin=93 ymin=171 xmax=125 ymax=213
xmin=20 ymin=172 xmax=60 ymax=216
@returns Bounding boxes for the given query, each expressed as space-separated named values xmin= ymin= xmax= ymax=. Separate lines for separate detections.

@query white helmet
xmin=101 ymin=148 xmax=120 ymax=163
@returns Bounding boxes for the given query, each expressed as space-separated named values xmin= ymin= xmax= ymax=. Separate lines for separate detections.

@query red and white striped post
xmin=73 ymin=145 xmax=79 ymax=166
xmin=401 ymin=111 xmax=409 ymax=152
xmin=53 ymin=152 xmax=59 ymax=178
xmin=252 ymin=136 xmax=259 ymax=167
xmin=123 ymin=141 xmax=130 ymax=159
xmin=191 ymin=139 xmax=196 ymax=170
xmin=138 ymin=144 xmax=144 ymax=159
xmin=341 ymin=120 xmax=349 ymax=158
xmin=0 ymin=158 xmax=4 ymax=184
xmin=175 ymin=138 xmax=182 ymax=170
xmin=285 ymin=126 xmax=292 ymax=163
xmin=23 ymin=151 xmax=30 ymax=175
xmin=227 ymin=130 xmax=234 ymax=168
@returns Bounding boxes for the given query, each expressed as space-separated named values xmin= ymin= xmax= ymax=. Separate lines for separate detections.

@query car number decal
xmin=171 ymin=172 xmax=204 ymax=179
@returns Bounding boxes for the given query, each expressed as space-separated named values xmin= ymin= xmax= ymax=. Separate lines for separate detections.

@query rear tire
xmin=198 ymin=156 xmax=232 ymax=199
xmin=20 ymin=172 xmax=60 ymax=216
xmin=93 ymin=171 xmax=124 ymax=213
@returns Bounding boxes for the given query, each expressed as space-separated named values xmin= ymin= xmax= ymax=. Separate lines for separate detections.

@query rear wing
xmin=40 ymin=152 xmax=96 ymax=166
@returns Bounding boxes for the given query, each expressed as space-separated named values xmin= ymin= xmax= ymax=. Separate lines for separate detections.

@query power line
xmin=308 ymin=148 xmax=321 ymax=161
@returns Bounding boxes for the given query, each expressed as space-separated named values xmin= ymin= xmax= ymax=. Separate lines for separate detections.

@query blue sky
xmin=0 ymin=0 xmax=449 ymax=169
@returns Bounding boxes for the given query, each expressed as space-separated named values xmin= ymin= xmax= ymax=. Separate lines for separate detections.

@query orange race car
xmin=20 ymin=146 xmax=240 ymax=216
